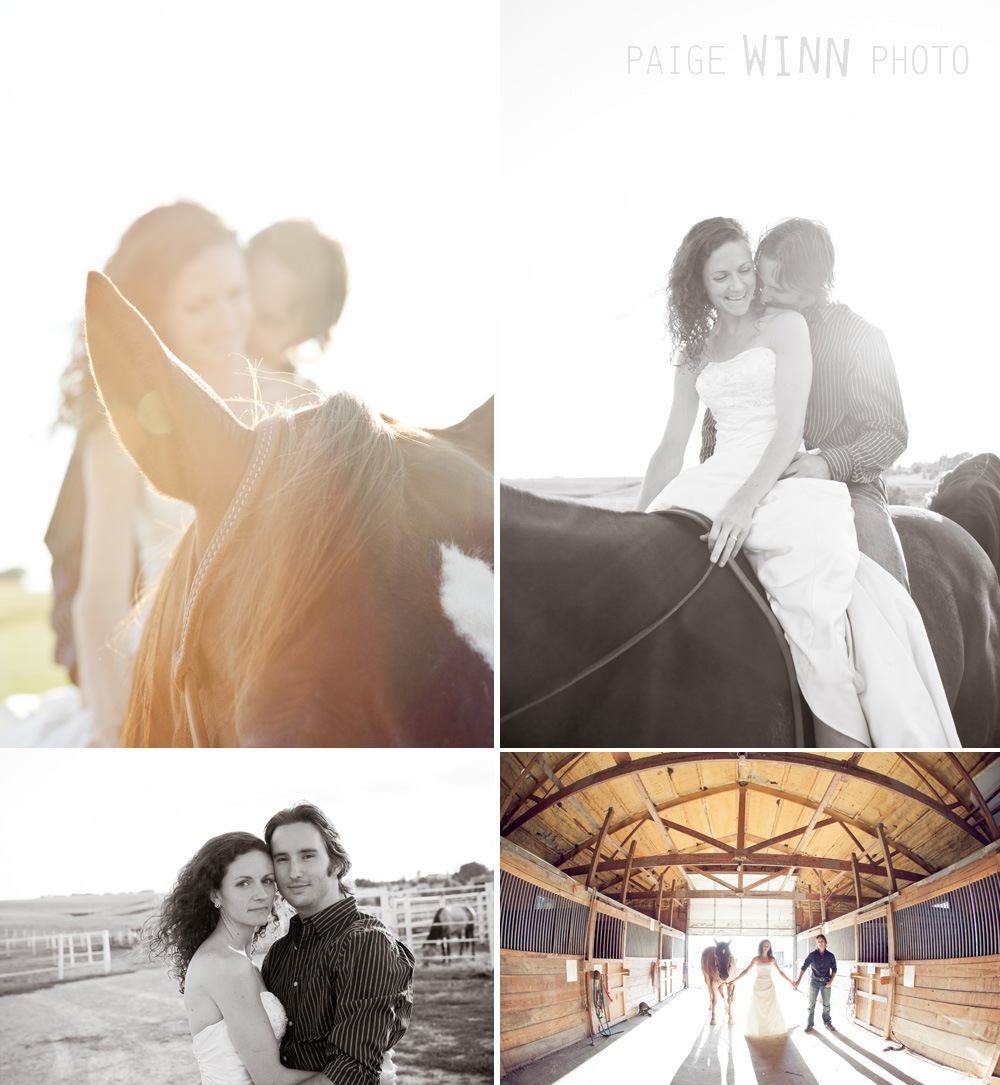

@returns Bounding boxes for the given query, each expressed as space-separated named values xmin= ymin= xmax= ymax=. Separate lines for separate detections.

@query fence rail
xmin=0 ymin=930 xmax=112 ymax=981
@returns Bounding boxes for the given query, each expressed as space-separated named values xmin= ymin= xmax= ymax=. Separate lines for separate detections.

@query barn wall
xmin=500 ymin=839 xmax=685 ymax=1075
xmin=801 ymin=844 xmax=1000 ymax=1080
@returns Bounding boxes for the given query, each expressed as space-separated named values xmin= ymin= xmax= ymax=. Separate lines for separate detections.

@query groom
xmin=262 ymin=801 xmax=414 ymax=1084
xmin=794 ymin=933 xmax=837 ymax=1032
xmin=701 ymin=217 xmax=910 ymax=591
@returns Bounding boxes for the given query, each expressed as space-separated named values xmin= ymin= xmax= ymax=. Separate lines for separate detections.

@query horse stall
xmin=499 ymin=839 xmax=685 ymax=1073
xmin=500 ymin=751 xmax=1000 ymax=1084
xmin=799 ymin=846 xmax=1000 ymax=1079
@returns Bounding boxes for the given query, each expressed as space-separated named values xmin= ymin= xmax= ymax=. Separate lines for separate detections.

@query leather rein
xmin=172 ymin=416 xmax=284 ymax=747
xmin=499 ymin=508 xmax=806 ymax=745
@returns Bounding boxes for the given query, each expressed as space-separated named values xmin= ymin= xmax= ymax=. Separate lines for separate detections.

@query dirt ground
xmin=0 ymin=959 xmax=493 ymax=1085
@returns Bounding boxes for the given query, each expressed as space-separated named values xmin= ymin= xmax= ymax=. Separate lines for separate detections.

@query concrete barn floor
xmin=503 ymin=986 xmax=976 ymax=1085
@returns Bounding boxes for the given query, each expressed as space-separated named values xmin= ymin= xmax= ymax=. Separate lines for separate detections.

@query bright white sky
xmin=497 ymin=0 xmax=1000 ymax=478
xmin=0 ymin=749 xmax=495 ymax=898
xmin=0 ymin=0 xmax=494 ymax=589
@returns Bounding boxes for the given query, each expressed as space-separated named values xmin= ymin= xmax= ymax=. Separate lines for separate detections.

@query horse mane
xmin=122 ymin=392 xmax=409 ymax=746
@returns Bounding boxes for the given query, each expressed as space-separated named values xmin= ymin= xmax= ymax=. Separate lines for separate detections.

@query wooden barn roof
xmin=500 ymin=752 xmax=1000 ymax=923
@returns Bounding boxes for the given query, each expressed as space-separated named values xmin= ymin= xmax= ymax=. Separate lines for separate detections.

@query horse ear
xmin=423 ymin=395 xmax=494 ymax=474
xmin=84 ymin=271 xmax=254 ymax=512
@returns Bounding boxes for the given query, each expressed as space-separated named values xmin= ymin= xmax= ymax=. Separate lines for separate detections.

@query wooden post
xmin=883 ymin=903 xmax=895 ymax=1040
xmin=57 ymin=934 xmax=65 ymax=980
xmin=485 ymin=884 xmax=494 ymax=960
xmin=586 ymin=808 xmax=614 ymax=891
xmin=655 ymin=871 xmax=665 ymax=925
xmin=68 ymin=934 xmax=76 ymax=968
xmin=620 ymin=840 xmax=636 ymax=905
xmin=876 ymin=823 xmax=897 ymax=895
xmin=737 ymin=785 xmax=747 ymax=891
xmin=86 ymin=932 xmax=94 ymax=965
xmin=668 ymin=881 xmax=676 ymax=929
xmin=851 ymin=853 xmax=863 ymax=909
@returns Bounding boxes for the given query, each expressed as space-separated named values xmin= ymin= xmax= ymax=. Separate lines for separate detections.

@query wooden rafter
xmin=502 ymin=752 xmax=990 ymax=847
xmin=553 ymin=780 xmax=936 ymax=875
xmin=946 ymin=753 xmax=1000 ymax=843
xmin=562 ymin=851 xmax=925 ymax=881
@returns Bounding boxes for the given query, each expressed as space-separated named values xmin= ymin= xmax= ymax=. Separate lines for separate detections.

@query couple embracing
xmin=636 ymin=217 xmax=959 ymax=748
xmin=145 ymin=801 xmax=413 ymax=1085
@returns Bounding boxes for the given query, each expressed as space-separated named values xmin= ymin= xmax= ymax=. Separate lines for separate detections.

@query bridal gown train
xmin=744 ymin=959 xmax=787 ymax=1038
xmin=646 ymin=347 xmax=959 ymax=748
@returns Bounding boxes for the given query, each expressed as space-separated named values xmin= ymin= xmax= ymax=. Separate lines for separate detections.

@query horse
xmin=425 ymin=904 xmax=475 ymax=961
xmin=84 ymin=271 xmax=494 ymax=747
xmin=499 ymin=484 xmax=1000 ymax=746
xmin=701 ymin=941 xmax=736 ymax=1026
xmin=927 ymin=453 xmax=1000 ymax=581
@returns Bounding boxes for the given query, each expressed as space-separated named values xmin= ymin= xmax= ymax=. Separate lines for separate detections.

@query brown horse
xmin=500 ymin=484 xmax=1000 ymax=746
xmin=84 ymin=272 xmax=493 ymax=747
xmin=701 ymin=940 xmax=736 ymax=1025
xmin=425 ymin=903 xmax=475 ymax=961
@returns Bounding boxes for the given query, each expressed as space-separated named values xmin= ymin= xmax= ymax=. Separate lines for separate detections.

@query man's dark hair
xmin=756 ymin=218 xmax=835 ymax=304
xmin=264 ymin=801 xmax=352 ymax=886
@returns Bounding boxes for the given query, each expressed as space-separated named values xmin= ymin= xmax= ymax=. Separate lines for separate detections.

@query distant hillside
xmin=0 ymin=892 xmax=162 ymax=933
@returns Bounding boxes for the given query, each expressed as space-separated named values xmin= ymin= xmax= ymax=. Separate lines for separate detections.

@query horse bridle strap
xmin=500 ymin=507 xmax=806 ymax=746
xmin=173 ymin=415 xmax=284 ymax=747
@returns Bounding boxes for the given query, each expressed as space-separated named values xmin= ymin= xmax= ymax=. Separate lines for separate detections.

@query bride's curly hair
xmin=140 ymin=832 xmax=278 ymax=994
xmin=757 ymin=938 xmax=775 ymax=959
xmin=667 ymin=217 xmax=761 ymax=371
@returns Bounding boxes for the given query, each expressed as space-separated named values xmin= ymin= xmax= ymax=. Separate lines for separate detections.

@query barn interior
xmin=499 ymin=751 xmax=1000 ymax=1084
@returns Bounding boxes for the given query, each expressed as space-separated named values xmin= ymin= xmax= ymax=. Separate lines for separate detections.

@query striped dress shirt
xmin=262 ymin=896 xmax=415 ymax=1085
xmin=700 ymin=303 xmax=908 ymax=495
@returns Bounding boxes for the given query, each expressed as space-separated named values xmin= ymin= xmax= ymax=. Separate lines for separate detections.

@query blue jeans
xmin=849 ymin=482 xmax=909 ymax=592
xmin=807 ymin=978 xmax=832 ymax=1027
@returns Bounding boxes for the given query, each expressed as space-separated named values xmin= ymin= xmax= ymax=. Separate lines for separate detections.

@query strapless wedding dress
xmin=193 ymin=991 xmax=288 ymax=1085
xmin=744 ymin=959 xmax=787 ymax=1038
xmin=647 ymin=347 xmax=959 ymax=748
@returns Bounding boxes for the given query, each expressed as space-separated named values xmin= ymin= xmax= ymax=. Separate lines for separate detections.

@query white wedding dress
xmin=0 ymin=482 xmax=191 ymax=748
xmin=192 ymin=990 xmax=399 ymax=1085
xmin=744 ymin=959 xmax=787 ymax=1038
xmin=193 ymin=990 xmax=289 ymax=1085
xmin=647 ymin=347 xmax=959 ymax=748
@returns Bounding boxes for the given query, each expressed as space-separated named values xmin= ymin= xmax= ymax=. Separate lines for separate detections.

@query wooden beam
xmin=556 ymin=780 xmax=935 ymax=875
xmin=499 ymin=753 xmax=542 ymax=824
xmin=654 ymin=871 xmax=665 ymax=923
xmin=586 ymin=808 xmax=614 ymax=890
xmin=628 ymin=765 xmax=695 ymax=891
xmin=668 ymin=880 xmax=675 ymax=929
xmin=851 ymin=853 xmax=863 ymax=909
xmin=688 ymin=867 xmax=739 ymax=892
xmin=661 ymin=818 xmax=736 ymax=853
xmin=876 ymin=823 xmax=898 ymax=895
xmin=501 ymin=752 xmax=991 ymax=846
xmin=621 ymin=840 xmax=637 ymax=905
xmin=947 ymin=753 xmax=1000 ymax=842
xmin=737 ymin=785 xmax=747 ymax=890
xmin=563 ymin=852 xmax=924 ymax=881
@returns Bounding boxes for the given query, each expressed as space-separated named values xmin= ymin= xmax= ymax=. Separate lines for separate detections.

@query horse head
xmin=713 ymin=939 xmax=734 ymax=981
xmin=84 ymin=271 xmax=494 ymax=747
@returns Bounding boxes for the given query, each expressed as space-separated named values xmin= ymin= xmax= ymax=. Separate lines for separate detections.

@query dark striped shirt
xmin=700 ymin=303 xmax=908 ymax=490
xmin=262 ymin=897 xmax=414 ymax=1085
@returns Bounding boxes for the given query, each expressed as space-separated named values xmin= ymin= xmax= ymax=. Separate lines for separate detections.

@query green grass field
xmin=0 ymin=581 xmax=69 ymax=699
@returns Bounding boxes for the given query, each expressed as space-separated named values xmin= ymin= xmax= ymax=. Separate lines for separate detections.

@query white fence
xmin=0 ymin=929 xmax=111 ymax=981
xmin=356 ymin=882 xmax=493 ymax=959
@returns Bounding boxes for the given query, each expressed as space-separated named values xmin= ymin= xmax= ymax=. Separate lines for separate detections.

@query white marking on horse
xmin=439 ymin=543 xmax=494 ymax=668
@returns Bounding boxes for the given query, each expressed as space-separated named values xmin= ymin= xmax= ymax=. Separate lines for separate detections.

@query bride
xmin=729 ymin=939 xmax=794 ymax=1038
xmin=144 ymin=832 xmax=329 ymax=1085
xmin=635 ymin=217 xmax=959 ymax=748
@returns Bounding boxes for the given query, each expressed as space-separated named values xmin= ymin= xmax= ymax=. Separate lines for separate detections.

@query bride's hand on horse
xmin=702 ymin=496 xmax=755 ymax=567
